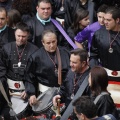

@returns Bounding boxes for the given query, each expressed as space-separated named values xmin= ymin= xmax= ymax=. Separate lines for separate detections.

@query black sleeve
xmin=89 ymin=32 xmax=99 ymax=68
xmin=25 ymin=56 xmax=36 ymax=96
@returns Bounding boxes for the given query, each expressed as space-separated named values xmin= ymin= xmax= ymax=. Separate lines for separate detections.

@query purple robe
xmin=74 ymin=22 xmax=101 ymax=51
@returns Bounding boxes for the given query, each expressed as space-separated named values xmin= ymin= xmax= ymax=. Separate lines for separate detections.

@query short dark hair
xmin=15 ymin=22 xmax=30 ymax=33
xmin=105 ymin=6 xmax=120 ymax=20
xmin=97 ymin=4 xmax=108 ymax=13
xmin=70 ymin=48 xmax=88 ymax=63
xmin=72 ymin=96 xmax=97 ymax=119
xmin=0 ymin=7 xmax=7 ymax=16
xmin=90 ymin=66 xmax=108 ymax=95
xmin=38 ymin=0 xmax=52 ymax=6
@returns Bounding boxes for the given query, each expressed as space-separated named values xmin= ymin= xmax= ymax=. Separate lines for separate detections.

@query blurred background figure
xmin=7 ymin=9 xmax=21 ymax=29
xmin=0 ymin=0 xmax=13 ymax=11
xmin=12 ymin=0 xmax=34 ymax=22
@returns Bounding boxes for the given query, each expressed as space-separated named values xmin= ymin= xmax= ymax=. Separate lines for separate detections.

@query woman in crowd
xmin=67 ymin=8 xmax=90 ymax=50
xmin=88 ymin=66 xmax=118 ymax=119
xmin=7 ymin=9 xmax=21 ymax=29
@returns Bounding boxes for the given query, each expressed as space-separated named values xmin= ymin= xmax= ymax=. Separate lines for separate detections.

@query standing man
xmin=26 ymin=0 xmax=68 ymax=49
xmin=90 ymin=6 xmax=120 ymax=117
xmin=0 ymin=7 xmax=15 ymax=55
xmin=25 ymin=30 xmax=70 ymax=106
xmin=0 ymin=22 xmax=38 ymax=119
xmin=53 ymin=48 xmax=90 ymax=113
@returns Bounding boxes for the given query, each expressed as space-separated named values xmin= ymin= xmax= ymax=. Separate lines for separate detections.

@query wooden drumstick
xmin=9 ymin=91 xmax=21 ymax=96
xmin=56 ymin=99 xmax=61 ymax=117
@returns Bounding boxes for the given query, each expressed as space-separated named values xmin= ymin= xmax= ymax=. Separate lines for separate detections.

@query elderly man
xmin=25 ymin=29 xmax=70 ymax=106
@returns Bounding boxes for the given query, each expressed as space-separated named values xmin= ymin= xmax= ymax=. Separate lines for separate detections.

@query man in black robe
xmin=0 ymin=22 xmax=38 ymax=119
xmin=0 ymin=7 xmax=15 ymax=56
xmin=26 ymin=0 xmax=69 ymax=49
xmin=90 ymin=6 xmax=120 ymax=118
xmin=53 ymin=48 xmax=90 ymax=118
xmin=25 ymin=30 xmax=70 ymax=106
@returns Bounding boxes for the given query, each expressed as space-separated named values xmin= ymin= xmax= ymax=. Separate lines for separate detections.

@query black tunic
xmin=26 ymin=17 xmax=67 ymax=48
xmin=59 ymin=68 xmax=91 ymax=106
xmin=90 ymin=27 xmax=120 ymax=71
xmin=25 ymin=47 xmax=70 ymax=96
xmin=94 ymin=94 xmax=118 ymax=118
xmin=51 ymin=0 xmax=65 ymax=19
xmin=0 ymin=41 xmax=38 ymax=85
xmin=0 ymin=26 xmax=15 ymax=56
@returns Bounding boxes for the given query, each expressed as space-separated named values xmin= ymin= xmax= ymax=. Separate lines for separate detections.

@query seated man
xmin=73 ymin=96 xmax=117 ymax=120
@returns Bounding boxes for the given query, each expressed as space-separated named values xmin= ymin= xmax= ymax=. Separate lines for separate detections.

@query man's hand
xmin=53 ymin=95 xmax=61 ymax=107
xmin=21 ymin=91 xmax=27 ymax=99
xmin=29 ymin=95 xmax=37 ymax=106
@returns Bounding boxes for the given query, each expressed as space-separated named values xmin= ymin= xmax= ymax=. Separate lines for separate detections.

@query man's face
xmin=15 ymin=29 xmax=29 ymax=46
xmin=42 ymin=33 xmax=57 ymax=52
xmin=70 ymin=54 xmax=84 ymax=73
xmin=0 ymin=11 xmax=7 ymax=29
xmin=36 ymin=2 xmax=52 ymax=20
xmin=97 ymin=12 xmax=105 ymax=25
xmin=104 ymin=13 xmax=118 ymax=31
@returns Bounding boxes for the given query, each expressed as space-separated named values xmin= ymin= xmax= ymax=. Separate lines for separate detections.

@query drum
xmin=32 ymin=87 xmax=59 ymax=115
xmin=11 ymin=96 xmax=32 ymax=119
xmin=107 ymin=81 xmax=120 ymax=119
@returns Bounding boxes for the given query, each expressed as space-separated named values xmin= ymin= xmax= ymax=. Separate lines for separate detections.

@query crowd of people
xmin=0 ymin=0 xmax=120 ymax=120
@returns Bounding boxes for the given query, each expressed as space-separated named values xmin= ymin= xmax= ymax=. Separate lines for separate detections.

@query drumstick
xmin=9 ymin=91 xmax=21 ymax=96
xmin=56 ymin=99 xmax=61 ymax=117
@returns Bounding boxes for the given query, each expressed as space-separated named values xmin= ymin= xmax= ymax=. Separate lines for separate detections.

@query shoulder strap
xmin=0 ymin=81 xmax=19 ymax=120
xmin=51 ymin=18 xmax=77 ymax=49
xmin=0 ymin=80 xmax=11 ymax=107
xmin=60 ymin=75 xmax=89 ymax=120
xmin=87 ymin=0 xmax=95 ymax=24
xmin=94 ymin=92 xmax=109 ymax=104
xmin=56 ymin=47 xmax=62 ymax=85
xmin=103 ymin=114 xmax=116 ymax=120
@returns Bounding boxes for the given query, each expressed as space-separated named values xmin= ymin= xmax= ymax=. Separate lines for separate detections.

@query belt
xmin=107 ymin=81 xmax=120 ymax=108
xmin=7 ymin=78 xmax=25 ymax=90
xmin=38 ymin=83 xmax=59 ymax=93
xmin=104 ymin=67 xmax=120 ymax=77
